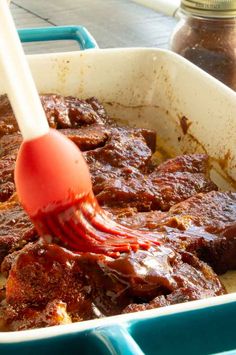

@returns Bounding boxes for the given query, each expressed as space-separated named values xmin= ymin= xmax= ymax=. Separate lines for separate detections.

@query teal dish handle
xmin=18 ymin=25 xmax=98 ymax=50
xmin=93 ymin=325 xmax=145 ymax=355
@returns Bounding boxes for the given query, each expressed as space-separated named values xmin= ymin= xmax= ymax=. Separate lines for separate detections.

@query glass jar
xmin=170 ymin=0 xmax=236 ymax=90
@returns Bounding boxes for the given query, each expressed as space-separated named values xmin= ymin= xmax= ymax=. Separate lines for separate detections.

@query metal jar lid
xmin=181 ymin=0 xmax=236 ymax=17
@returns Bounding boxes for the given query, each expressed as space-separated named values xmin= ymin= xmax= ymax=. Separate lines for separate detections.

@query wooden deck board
xmin=11 ymin=0 xmax=176 ymax=53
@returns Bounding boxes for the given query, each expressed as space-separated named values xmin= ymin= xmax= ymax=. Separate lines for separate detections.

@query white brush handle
xmin=133 ymin=0 xmax=180 ymax=17
xmin=0 ymin=0 xmax=49 ymax=141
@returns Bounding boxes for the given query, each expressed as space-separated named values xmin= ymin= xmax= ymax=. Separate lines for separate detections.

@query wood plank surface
xmin=11 ymin=0 xmax=176 ymax=54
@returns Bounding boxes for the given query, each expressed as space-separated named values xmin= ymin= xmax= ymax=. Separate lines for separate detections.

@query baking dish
xmin=1 ymin=25 xmax=236 ymax=354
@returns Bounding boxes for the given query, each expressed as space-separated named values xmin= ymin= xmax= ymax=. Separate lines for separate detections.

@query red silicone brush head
xmin=14 ymin=128 xmax=92 ymax=217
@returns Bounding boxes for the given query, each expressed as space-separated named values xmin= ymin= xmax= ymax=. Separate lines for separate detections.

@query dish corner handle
xmin=92 ymin=324 xmax=145 ymax=355
xmin=17 ymin=25 xmax=99 ymax=50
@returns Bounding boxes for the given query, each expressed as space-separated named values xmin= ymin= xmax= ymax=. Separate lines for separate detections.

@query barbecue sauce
xmin=32 ymin=191 xmax=160 ymax=257
xmin=170 ymin=0 xmax=236 ymax=91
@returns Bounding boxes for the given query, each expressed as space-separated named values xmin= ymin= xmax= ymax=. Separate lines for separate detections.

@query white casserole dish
xmin=1 ymin=47 xmax=236 ymax=353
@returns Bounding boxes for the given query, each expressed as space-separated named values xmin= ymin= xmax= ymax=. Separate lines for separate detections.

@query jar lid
xmin=181 ymin=0 xmax=236 ymax=17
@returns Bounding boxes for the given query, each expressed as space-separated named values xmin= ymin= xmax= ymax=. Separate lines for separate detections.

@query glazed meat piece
xmin=168 ymin=191 xmax=236 ymax=232
xmin=0 ymin=126 xmax=108 ymax=201
xmin=122 ymin=252 xmax=225 ymax=314
xmin=0 ymin=181 xmax=15 ymax=203
xmin=96 ymin=169 xmax=216 ymax=211
xmin=3 ymin=242 xmax=83 ymax=307
xmin=40 ymin=95 xmax=110 ymax=128
xmin=1 ymin=241 xmax=99 ymax=330
xmin=114 ymin=191 xmax=236 ymax=274
xmin=59 ymin=125 xmax=109 ymax=151
xmin=167 ymin=191 xmax=236 ymax=274
xmin=0 ymin=124 xmax=156 ymax=201
xmin=0 ymin=133 xmax=22 ymax=202
xmin=95 ymin=170 xmax=159 ymax=211
xmin=84 ymin=126 xmax=157 ymax=196
xmin=138 ymin=128 xmax=156 ymax=153
xmin=77 ymin=246 xmax=225 ymax=316
xmin=148 ymin=165 xmax=216 ymax=211
xmin=0 ymin=95 xmax=19 ymax=137
xmin=0 ymin=132 xmax=22 ymax=157
xmin=0 ymin=94 xmax=110 ymax=134
xmin=84 ymin=126 xmax=154 ymax=210
xmin=84 ymin=127 xmax=153 ymax=172
xmin=154 ymin=154 xmax=210 ymax=174
xmin=93 ymin=154 xmax=217 ymax=211
xmin=1 ymin=241 xmax=224 ymax=329
xmin=0 ymin=197 xmax=37 ymax=263
xmin=2 ymin=300 xmax=72 ymax=331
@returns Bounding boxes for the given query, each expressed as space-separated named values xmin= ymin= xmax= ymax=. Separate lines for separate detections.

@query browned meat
xmin=166 ymin=191 xmax=236 ymax=274
xmin=92 ymin=154 xmax=217 ymax=211
xmin=65 ymin=126 xmax=155 ymax=153
xmin=0 ymin=132 xmax=22 ymax=157
xmin=0 ymin=95 xmax=19 ymax=137
xmin=76 ymin=247 xmax=225 ymax=316
xmin=0 ymin=126 xmax=108 ymax=201
xmin=95 ymin=171 xmax=157 ymax=211
xmin=60 ymin=125 xmax=109 ymax=151
xmin=0 ymin=241 xmax=224 ymax=329
xmin=40 ymin=94 xmax=110 ymax=128
xmin=122 ymin=252 xmax=225 ymax=313
xmin=0 ymin=181 xmax=15 ymax=203
xmin=113 ymin=191 xmax=236 ymax=274
xmin=0 ymin=133 xmax=22 ymax=201
xmin=83 ymin=126 xmax=156 ymax=211
xmin=122 ymin=296 xmax=169 ymax=313
xmin=0 ymin=123 xmax=156 ymax=201
xmin=4 ymin=242 xmax=84 ymax=309
xmin=2 ymin=300 xmax=72 ymax=331
xmin=84 ymin=127 xmax=153 ymax=172
xmin=123 ymin=283 xmax=217 ymax=313
xmin=155 ymin=154 xmax=210 ymax=174
xmin=0 ymin=198 xmax=37 ymax=263
xmin=0 ymin=241 xmax=99 ymax=330
xmin=96 ymin=170 xmax=216 ymax=211
xmin=139 ymin=128 xmax=157 ymax=153
xmin=168 ymin=191 xmax=236 ymax=232
xmin=0 ymin=94 xmax=110 ymax=135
